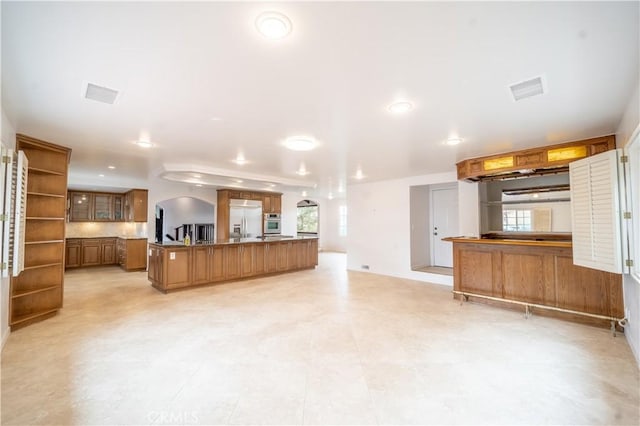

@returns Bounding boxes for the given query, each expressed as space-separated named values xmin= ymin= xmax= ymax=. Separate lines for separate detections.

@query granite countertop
xmin=66 ymin=236 xmax=148 ymax=240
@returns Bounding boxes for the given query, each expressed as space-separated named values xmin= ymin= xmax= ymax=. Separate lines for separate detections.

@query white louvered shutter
xmin=12 ymin=151 xmax=28 ymax=276
xmin=570 ymin=149 xmax=623 ymax=273
xmin=1 ymin=144 xmax=9 ymax=277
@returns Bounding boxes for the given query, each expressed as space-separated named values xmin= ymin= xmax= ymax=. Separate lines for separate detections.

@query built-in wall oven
xmin=264 ymin=213 xmax=281 ymax=235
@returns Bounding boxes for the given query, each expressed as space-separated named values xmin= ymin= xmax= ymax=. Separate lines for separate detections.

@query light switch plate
xmin=170 ymin=252 xmax=176 ymax=260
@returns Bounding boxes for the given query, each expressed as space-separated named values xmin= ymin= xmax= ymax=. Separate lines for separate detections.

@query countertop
xmin=150 ymin=235 xmax=318 ymax=247
xmin=66 ymin=236 xmax=148 ymax=240
xmin=443 ymin=236 xmax=572 ymax=248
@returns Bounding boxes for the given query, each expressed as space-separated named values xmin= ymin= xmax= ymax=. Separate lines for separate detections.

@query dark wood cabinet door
xmin=254 ymin=244 xmax=266 ymax=274
xmin=209 ymin=246 xmax=225 ymax=282
xmin=81 ymin=240 xmax=101 ymax=266
xmin=265 ymin=243 xmax=278 ymax=272
xmin=225 ymin=245 xmax=241 ymax=279
xmin=277 ymin=242 xmax=289 ymax=271
xmin=69 ymin=193 xmax=92 ymax=221
xmin=65 ymin=242 xmax=81 ymax=268
xmin=192 ymin=247 xmax=209 ymax=285
xmin=240 ymin=245 xmax=255 ymax=277
xmin=93 ymin=194 xmax=113 ymax=221
xmin=101 ymin=242 xmax=116 ymax=264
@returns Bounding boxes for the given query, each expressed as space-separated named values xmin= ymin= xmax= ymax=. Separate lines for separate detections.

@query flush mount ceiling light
xmin=107 ymin=165 xmax=116 ymax=169
xmin=446 ymin=137 xmax=462 ymax=146
xmin=232 ymin=153 xmax=248 ymax=165
xmin=283 ymin=136 xmax=318 ymax=151
xmin=256 ymin=11 xmax=292 ymax=39
xmin=388 ymin=101 xmax=413 ymax=114
xmin=296 ymin=164 xmax=310 ymax=176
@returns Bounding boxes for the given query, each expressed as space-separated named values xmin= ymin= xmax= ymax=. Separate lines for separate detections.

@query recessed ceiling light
xmin=192 ymin=173 xmax=202 ymax=178
xmin=232 ymin=153 xmax=248 ymax=165
xmin=296 ymin=164 xmax=309 ymax=176
xmin=355 ymin=169 xmax=365 ymax=180
xmin=302 ymin=190 xmax=308 ymax=197
xmin=210 ymin=117 xmax=223 ymax=121
xmin=388 ymin=101 xmax=413 ymax=114
xmin=328 ymin=192 xmax=334 ymax=200
xmin=98 ymin=174 xmax=105 ymax=177
xmin=283 ymin=136 xmax=318 ymax=151
xmin=196 ymin=184 xmax=203 ymax=187
xmin=107 ymin=165 xmax=116 ymax=169
xmin=446 ymin=137 xmax=462 ymax=146
xmin=256 ymin=11 xmax=292 ymax=40
xmin=136 ymin=140 xmax=153 ymax=148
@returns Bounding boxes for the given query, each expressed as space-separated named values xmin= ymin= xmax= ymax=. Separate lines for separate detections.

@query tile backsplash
xmin=66 ymin=222 xmax=148 ymax=238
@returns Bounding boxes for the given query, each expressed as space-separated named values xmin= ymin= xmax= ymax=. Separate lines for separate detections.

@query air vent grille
xmin=85 ymin=83 xmax=119 ymax=104
xmin=509 ymin=76 xmax=544 ymax=101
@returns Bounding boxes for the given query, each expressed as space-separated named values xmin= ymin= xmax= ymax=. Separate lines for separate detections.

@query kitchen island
xmin=148 ymin=236 xmax=318 ymax=293
xmin=446 ymin=237 xmax=624 ymax=329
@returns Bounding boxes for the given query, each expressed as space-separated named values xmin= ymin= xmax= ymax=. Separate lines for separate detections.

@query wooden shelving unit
xmin=10 ymin=134 xmax=71 ymax=330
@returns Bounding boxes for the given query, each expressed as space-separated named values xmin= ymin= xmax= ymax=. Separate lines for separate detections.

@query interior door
xmin=431 ymin=187 xmax=458 ymax=267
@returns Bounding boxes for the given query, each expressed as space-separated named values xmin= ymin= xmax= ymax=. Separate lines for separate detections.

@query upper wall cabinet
xmin=456 ymin=135 xmax=616 ymax=182
xmin=68 ymin=189 xmax=147 ymax=223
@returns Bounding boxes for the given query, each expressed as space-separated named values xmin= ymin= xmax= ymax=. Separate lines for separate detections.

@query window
xmin=502 ymin=209 xmax=531 ymax=231
xmin=297 ymin=200 xmax=318 ymax=234
xmin=339 ymin=205 xmax=347 ymax=237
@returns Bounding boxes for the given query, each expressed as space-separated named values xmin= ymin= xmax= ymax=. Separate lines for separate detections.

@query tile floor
xmin=1 ymin=253 xmax=639 ymax=425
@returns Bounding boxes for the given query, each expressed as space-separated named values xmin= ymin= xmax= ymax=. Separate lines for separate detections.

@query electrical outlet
xmin=361 ymin=264 xmax=370 ymax=270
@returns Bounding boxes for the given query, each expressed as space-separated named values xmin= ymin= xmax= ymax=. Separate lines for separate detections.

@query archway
xmin=156 ymin=197 xmax=215 ymax=243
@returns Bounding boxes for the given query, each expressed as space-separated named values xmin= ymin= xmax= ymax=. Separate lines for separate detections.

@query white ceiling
xmin=2 ymin=1 xmax=638 ymax=198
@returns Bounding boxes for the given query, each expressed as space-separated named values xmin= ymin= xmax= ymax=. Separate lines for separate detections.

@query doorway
xmin=430 ymin=186 xmax=458 ymax=267
xmin=410 ymin=182 xmax=459 ymax=274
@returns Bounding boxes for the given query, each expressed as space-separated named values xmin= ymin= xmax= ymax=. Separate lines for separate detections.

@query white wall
xmin=616 ymin=81 xmax=640 ymax=367
xmin=1 ymin=107 xmax=16 ymax=350
xmin=347 ymin=171 xmax=457 ymax=286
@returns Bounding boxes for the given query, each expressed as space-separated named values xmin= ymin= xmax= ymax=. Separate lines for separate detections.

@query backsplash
xmin=66 ymin=222 xmax=148 ymax=238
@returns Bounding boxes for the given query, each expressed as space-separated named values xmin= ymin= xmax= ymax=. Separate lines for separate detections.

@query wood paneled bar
xmin=446 ymin=237 xmax=624 ymax=329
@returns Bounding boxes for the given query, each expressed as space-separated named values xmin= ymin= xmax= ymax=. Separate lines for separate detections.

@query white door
xmin=431 ymin=187 xmax=458 ymax=267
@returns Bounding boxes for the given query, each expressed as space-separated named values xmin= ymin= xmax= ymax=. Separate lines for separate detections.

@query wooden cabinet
xmin=148 ymin=245 xmax=163 ymax=285
xmin=101 ymin=238 xmax=116 ymax=264
xmin=68 ymin=189 xmax=146 ymax=222
xmin=263 ymin=194 xmax=282 ymax=214
xmin=10 ymin=134 xmax=71 ymax=330
xmin=240 ymin=244 xmax=255 ymax=277
xmin=125 ymin=189 xmax=148 ymax=222
xmin=148 ymin=238 xmax=318 ymax=293
xmin=117 ymin=238 xmax=147 ymax=271
xmin=81 ymin=239 xmax=101 ymax=266
xmin=216 ymin=189 xmax=282 ymax=241
xmin=69 ymin=193 xmax=92 ymax=221
xmin=65 ymin=239 xmax=81 ymax=268
xmin=456 ymin=135 xmax=616 ymax=182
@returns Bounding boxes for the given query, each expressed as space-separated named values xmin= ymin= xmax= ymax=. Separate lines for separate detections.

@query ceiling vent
xmin=84 ymin=83 xmax=119 ymax=104
xmin=509 ymin=76 xmax=544 ymax=101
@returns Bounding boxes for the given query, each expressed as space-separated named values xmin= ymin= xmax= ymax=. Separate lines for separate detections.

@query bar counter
xmin=445 ymin=236 xmax=623 ymax=328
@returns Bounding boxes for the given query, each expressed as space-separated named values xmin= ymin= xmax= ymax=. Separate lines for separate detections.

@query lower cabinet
xmin=149 ymin=239 xmax=319 ymax=293
xmin=65 ymin=237 xmax=145 ymax=270
xmin=65 ymin=239 xmax=81 ymax=268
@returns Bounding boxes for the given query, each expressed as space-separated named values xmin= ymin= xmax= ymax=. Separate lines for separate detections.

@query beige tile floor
xmin=1 ymin=252 xmax=639 ymax=425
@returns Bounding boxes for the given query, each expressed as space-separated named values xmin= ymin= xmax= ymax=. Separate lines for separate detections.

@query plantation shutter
xmin=569 ymin=149 xmax=623 ymax=273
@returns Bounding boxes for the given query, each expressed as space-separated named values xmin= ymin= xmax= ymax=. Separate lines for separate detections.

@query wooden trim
xmin=456 ymin=135 xmax=615 ymax=181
